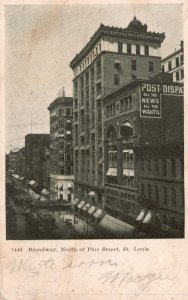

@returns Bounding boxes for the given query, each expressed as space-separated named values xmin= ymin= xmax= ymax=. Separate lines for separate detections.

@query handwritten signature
xmin=5 ymin=257 xmax=177 ymax=296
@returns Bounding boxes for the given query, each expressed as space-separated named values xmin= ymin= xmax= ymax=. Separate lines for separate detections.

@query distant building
xmin=161 ymin=41 xmax=184 ymax=83
xmin=70 ymin=17 xmax=165 ymax=210
xmin=48 ymin=92 xmax=74 ymax=202
xmin=25 ymin=134 xmax=50 ymax=187
xmin=102 ymin=75 xmax=184 ymax=237
xmin=42 ymin=147 xmax=50 ymax=189
xmin=8 ymin=149 xmax=19 ymax=173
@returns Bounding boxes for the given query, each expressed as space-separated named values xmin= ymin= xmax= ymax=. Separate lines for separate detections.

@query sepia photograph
xmin=5 ymin=3 xmax=184 ymax=240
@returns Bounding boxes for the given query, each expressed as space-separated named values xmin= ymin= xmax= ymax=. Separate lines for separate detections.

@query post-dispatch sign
xmin=140 ymin=82 xmax=184 ymax=118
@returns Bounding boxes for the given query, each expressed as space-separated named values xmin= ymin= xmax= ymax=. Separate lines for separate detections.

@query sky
xmin=5 ymin=3 xmax=183 ymax=153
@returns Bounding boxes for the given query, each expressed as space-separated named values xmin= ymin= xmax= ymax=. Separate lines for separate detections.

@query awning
xmin=129 ymin=149 xmax=134 ymax=154
xmin=136 ymin=209 xmax=146 ymax=221
xmin=87 ymin=206 xmax=96 ymax=215
xmin=67 ymin=131 xmax=71 ymax=135
xmin=67 ymin=120 xmax=71 ymax=123
xmin=20 ymin=177 xmax=24 ymax=181
xmin=93 ymin=208 xmax=103 ymax=219
xmin=106 ymin=168 xmax=117 ymax=176
xmin=88 ymin=191 xmax=95 ymax=196
xmin=68 ymin=182 xmax=73 ymax=188
xmin=14 ymin=174 xmax=19 ymax=179
xmin=77 ymin=200 xmax=86 ymax=209
xmin=123 ymin=122 xmax=132 ymax=128
xmin=81 ymin=145 xmax=85 ymax=150
xmin=123 ymin=149 xmax=129 ymax=152
xmin=41 ymin=189 xmax=49 ymax=196
xmin=72 ymin=198 xmax=79 ymax=206
xmin=98 ymin=214 xmax=135 ymax=237
xmin=85 ymin=145 xmax=90 ymax=149
xmin=143 ymin=210 xmax=152 ymax=224
xmin=82 ymin=203 xmax=91 ymax=211
xmin=28 ymin=180 xmax=36 ymax=186
xmin=123 ymin=169 xmax=134 ymax=176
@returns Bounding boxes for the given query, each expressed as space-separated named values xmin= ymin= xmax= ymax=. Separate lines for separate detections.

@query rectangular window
xmin=162 ymin=187 xmax=167 ymax=204
xmin=180 ymin=55 xmax=184 ymax=65
xmin=145 ymin=45 xmax=149 ymax=56
xmin=181 ymin=69 xmax=184 ymax=79
xmin=118 ymin=42 xmax=123 ymax=53
xmin=59 ymin=167 xmax=64 ymax=175
xmin=176 ymin=71 xmax=180 ymax=81
xmin=59 ymin=142 xmax=64 ymax=150
xmin=149 ymin=61 xmax=154 ymax=72
xmin=171 ymin=188 xmax=176 ymax=207
xmin=114 ymin=74 xmax=120 ymax=85
xmin=127 ymin=43 xmax=132 ymax=54
xmin=136 ymin=44 xmax=140 ymax=55
xmin=162 ymin=159 xmax=167 ymax=176
xmin=176 ymin=57 xmax=180 ymax=67
xmin=132 ymin=60 xmax=136 ymax=70
xmin=171 ymin=159 xmax=176 ymax=177
xmin=162 ymin=65 xmax=164 ymax=73
xmin=58 ymin=118 xmax=64 ymax=128
xmin=168 ymin=61 xmax=172 ymax=71
xmin=155 ymin=185 xmax=159 ymax=201
xmin=59 ymin=154 xmax=65 ymax=161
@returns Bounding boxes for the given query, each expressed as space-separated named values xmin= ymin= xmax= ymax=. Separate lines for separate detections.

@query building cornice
xmin=70 ymin=23 xmax=165 ymax=69
xmin=48 ymin=97 xmax=73 ymax=111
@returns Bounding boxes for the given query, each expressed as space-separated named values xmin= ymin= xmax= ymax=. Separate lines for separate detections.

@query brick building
xmin=48 ymin=93 xmax=74 ymax=201
xmin=70 ymin=17 xmax=165 ymax=209
xmin=102 ymin=77 xmax=184 ymax=237
xmin=25 ymin=134 xmax=50 ymax=187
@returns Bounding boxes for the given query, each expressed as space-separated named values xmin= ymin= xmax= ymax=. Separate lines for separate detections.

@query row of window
xmin=59 ymin=153 xmax=73 ymax=162
xmin=58 ymin=108 xmax=73 ymax=117
xmin=140 ymin=159 xmax=184 ymax=178
xmin=174 ymin=69 xmax=184 ymax=82
xmin=118 ymin=42 xmax=150 ymax=56
xmin=162 ymin=54 xmax=183 ymax=72
xmin=106 ymin=196 xmax=136 ymax=213
xmin=59 ymin=166 xmax=72 ymax=175
xmin=58 ymin=141 xmax=72 ymax=150
xmin=141 ymin=183 xmax=184 ymax=208
xmin=108 ymin=150 xmax=134 ymax=163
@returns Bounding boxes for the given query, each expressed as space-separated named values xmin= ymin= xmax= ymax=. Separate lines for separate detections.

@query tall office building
xmin=48 ymin=92 xmax=74 ymax=201
xmin=70 ymin=17 xmax=165 ymax=208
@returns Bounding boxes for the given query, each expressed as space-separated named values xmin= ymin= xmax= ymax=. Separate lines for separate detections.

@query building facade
xmin=70 ymin=17 xmax=165 ymax=208
xmin=48 ymin=95 xmax=74 ymax=202
xmin=161 ymin=41 xmax=184 ymax=83
xmin=102 ymin=78 xmax=184 ymax=237
xmin=25 ymin=134 xmax=50 ymax=187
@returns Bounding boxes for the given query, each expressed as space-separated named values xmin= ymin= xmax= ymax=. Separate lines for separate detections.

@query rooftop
xmin=70 ymin=18 xmax=165 ymax=68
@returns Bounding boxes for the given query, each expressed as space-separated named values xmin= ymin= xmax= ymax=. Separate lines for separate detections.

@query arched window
xmin=120 ymin=121 xmax=133 ymax=139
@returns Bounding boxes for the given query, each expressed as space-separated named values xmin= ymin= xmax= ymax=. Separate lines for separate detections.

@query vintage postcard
xmin=0 ymin=0 xmax=188 ymax=299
